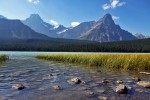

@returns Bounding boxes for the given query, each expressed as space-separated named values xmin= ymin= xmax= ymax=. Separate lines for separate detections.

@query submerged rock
xmin=115 ymin=84 xmax=128 ymax=94
xmin=86 ymin=90 xmax=94 ymax=95
xmin=12 ymin=84 xmax=26 ymax=90
xmin=68 ymin=77 xmax=82 ymax=84
xmin=127 ymin=86 xmax=132 ymax=90
xmin=102 ymin=79 xmax=111 ymax=83
xmin=98 ymin=96 xmax=107 ymax=100
xmin=137 ymin=81 xmax=150 ymax=88
xmin=140 ymin=72 xmax=150 ymax=75
xmin=116 ymin=80 xmax=123 ymax=84
xmin=132 ymin=77 xmax=141 ymax=82
xmin=52 ymin=85 xmax=61 ymax=90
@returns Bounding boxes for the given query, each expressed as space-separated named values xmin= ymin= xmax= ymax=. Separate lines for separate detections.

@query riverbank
xmin=0 ymin=54 xmax=8 ymax=62
xmin=36 ymin=54 xmax=150 ymax=71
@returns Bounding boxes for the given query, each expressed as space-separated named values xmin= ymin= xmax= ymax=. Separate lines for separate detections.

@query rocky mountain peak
xmin=26 ymin=14 xmax=43 ymax=22
xmin=98 ymin=13 xmax=115 ymax=26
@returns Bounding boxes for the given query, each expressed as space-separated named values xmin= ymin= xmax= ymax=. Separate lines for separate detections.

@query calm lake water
xmin=0 ymin=51 xmax=149 ymax=100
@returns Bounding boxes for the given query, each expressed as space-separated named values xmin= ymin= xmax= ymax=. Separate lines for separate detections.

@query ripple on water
xmin=0 ymin=52 xmax=150 ymax=100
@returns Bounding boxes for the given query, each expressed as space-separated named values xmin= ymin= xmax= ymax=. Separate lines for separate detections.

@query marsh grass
xmin=0 ymin=54 xmax=8 ymax=62
xmin=36 ymin=54 xmax=150 ymax=71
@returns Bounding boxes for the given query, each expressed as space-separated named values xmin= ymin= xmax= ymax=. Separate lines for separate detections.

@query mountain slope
xmin=59 ymin=21 xmax=95 ymax=39
xmin=22 ymin=14 xmax=66 ymax=37
xmin=0 ymin=19 xmax=49 ymax=39
xmin=0 ymin=15 xmax=7 ymax=19
xmin=80 ymin=14 xmax=137 ymax=42
xmin=135 ymin=33 xmax=150 ymax=39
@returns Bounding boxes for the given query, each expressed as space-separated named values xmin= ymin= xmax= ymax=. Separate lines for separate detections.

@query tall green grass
xmin=0 ymin=54 xmax=8 ymax=62
xmin=36 ymin=54 xmax=150 ymax=71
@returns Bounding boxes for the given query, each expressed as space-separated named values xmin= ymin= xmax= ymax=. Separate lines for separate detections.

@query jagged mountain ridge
xmin=0 ymin=18 xmax=49 ymax=39
xmin=22 ymin=14 xmax=67 ymax=38
xmin=135 ymin=33 xmax=150 ymax=39
xmin=80 ymin=14 xmax=137 ymax=42
xmin=59 ymin=21 xmax=95 ymax=39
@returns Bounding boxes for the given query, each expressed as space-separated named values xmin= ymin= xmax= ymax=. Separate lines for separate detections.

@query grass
xmin=36 ymin=54 xmax=150 ymax=71
xmin=0 ymin=54 xmax=8 ymax=62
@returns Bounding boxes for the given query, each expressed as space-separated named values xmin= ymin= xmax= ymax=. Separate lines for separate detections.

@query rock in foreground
xmin=115 ymin=84 xmax=128 ymax=94
xmin=12 ymin=84 xmax=26 ymax=90
xmin=137 ymin=81 xmax=150 ymax=88
xmin=68 ymin=77 xmax=82 ymax=84
xmin=52 ymin=85 xmax=61 ymax=90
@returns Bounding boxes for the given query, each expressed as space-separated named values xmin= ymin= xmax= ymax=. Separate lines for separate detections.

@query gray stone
xmin=116 ymin=80 xmax=123 ymax=84
xmin=115 ymin=84 xmax=128 ymax=94
xmin=68 ymin=77 xmax=82 ymax=84
xmin=98 ymin=96 xmax=107 ymax=100
xmin=52 ymin=85 xmax=60 ymax=90
xmin=12 ymin=84 xmax=26 ymax=90
xmin=137 ymin=81 xmax=150 ymax=88
xmin=132 ymin=77 xmax=141 ymax=82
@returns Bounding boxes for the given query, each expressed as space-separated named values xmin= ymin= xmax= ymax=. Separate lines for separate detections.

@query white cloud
xmin=102 ymin=3 xmax=111 ymax=10
xmin=50 ymin=20 xmax=59 ymax=28
xmin=102 ymin=0 xmax=126 ymax=10
xmin=28 ymin=0 xmax=40 ymax=4
xmin=111 ymin=0 xmax=120 ymax=8
xmin=118 ymin=2 xmax=126 ymax=6
xmin=112 ymin=15 xmax=120 ymax=20
xmin=71 ymin=22 xmax=80 ymax=27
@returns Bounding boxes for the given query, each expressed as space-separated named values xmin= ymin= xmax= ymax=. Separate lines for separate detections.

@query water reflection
xmin=0 ymin=51 xmax=149 ymax=100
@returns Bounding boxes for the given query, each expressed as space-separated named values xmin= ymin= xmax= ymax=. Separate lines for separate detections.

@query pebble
xmin=52 ymin=85 xmax=61 ymax=90
xmin=12 ymin=84 xmax=26 ymax=90
xmin=116 ymin=80 xmax=123 ymax=84
xmin=98 ymin=96 xmax=107 ymax=100
xmin=115 ymin=84 xmax=128 ymax=94
xmin=137 ymin=81 xmax=150 ymax=88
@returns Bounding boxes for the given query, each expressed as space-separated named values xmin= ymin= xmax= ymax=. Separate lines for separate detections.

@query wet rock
xmin=48 ymin=74 xmax=53 ymax=77
xmin=86 ymin=90 xmax=94 ymax=95
xmin=116 ymin=80 xmax=123 ymax=84
xmin=0 ymin=74 xmax=5 ymax=77
xmin=127 ymin=81 xmax=133 ymax=83
xmin=12 ymin=84 xmax=26 ymax=90
xmin=81 ymin=81 xmax=86 ymax=84
xmin=132 ymin=77 xmax=141 ymax=82
xmin=98 ymin=96 xmax=107 ymax=100
xmin=78 ymin=86 xmax=89 ymax=91
xmin=127 ymin=86 xmax=132 ymax=90
xmin=95 ymin=81 xmax=103 ymax=85
xmin=90 ymin=83 xmax=100 ymax=87
xmin=68 ymin=77 xmax=82 ymax=84
xmin=96 ymin=89 xmax=105 ymax=93
xmin=137 ymin=81 xmax=150 ymax=88
xmin=102 ymin=79 xmax=111 ymax=83
xmin=140 ymin=72 xmax=150 ymax=75
xmin=115 ymin=84 xmax=128 ymax=94
xmin=52 ymin=85 xmax=60 ymax=90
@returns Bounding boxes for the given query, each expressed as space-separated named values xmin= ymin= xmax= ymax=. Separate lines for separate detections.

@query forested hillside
xmin=0 ymin=38 xmax=149 ymax=52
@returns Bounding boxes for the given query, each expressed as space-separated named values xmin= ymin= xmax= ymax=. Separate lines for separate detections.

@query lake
xmin=0 ymin=51 xmax=149 ymax=100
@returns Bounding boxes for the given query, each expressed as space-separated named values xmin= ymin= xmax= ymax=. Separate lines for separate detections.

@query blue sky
xmin=0 ymin=0 xmax=149 ymax=35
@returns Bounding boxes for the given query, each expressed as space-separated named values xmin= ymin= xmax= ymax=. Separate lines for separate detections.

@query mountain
xmin=0 ymin=15 xmax=7 ymax=19
xmin=135 ymin=33 xmax=150 ymax=39
xmin=80 ymin=14 xmax=137 ymax=42
xmin=22 ymin=14 xmax=66 ymax=38
xmin=0 ymin=19 xmax=49 ymax=39
xmin=59 ymin=21 xmax=95 ymax=39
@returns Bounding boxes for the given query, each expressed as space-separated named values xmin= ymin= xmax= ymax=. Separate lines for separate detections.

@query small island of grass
xmin=36 ymin=54 xmax=150 ymax=71
xmin=0 ymin=54 xmax=8 ymax=62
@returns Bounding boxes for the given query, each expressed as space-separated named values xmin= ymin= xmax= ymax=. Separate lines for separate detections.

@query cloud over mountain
xmin=71 ymin=22 xmax=80 ymax=27
xmin=28 ymin=0 xmax=40 ymax=4
xmin=102 ymin=0 xmax=126 ymax=10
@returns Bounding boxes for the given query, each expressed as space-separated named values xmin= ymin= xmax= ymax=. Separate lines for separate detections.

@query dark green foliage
xmin=0 ymin=38 xmax=150 ymax=52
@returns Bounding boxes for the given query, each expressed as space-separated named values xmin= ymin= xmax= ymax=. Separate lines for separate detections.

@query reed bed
xmin=36 ymin=54 xmax=150 ymax=71
xmin=0 ymin=54 xmax=8 ymax=62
